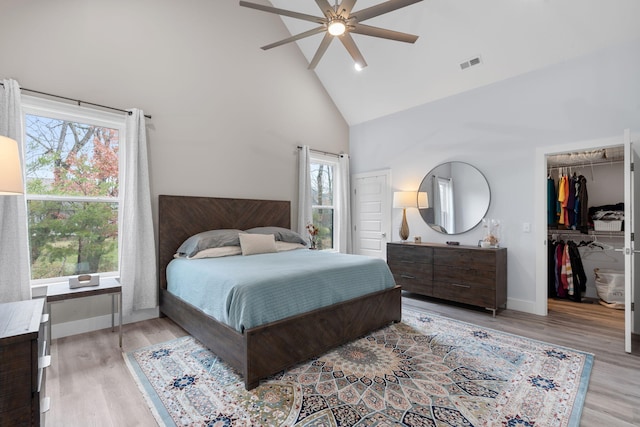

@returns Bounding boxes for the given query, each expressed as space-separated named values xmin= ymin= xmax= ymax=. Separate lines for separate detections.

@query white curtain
xmin=120 ymin=109 xmax=157 ymax=314
xmin=297 ymin=145 xmax=312 ymax=237
xmin=337 ymin=154 xmax=352 ymax=253
xmin=0 ymin=79 xmax=30 ymax=302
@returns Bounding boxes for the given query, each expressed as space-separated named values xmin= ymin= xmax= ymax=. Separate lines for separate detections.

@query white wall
xmin=350 ymin=37 xmax=640 ymax=314
xmin=0 ymin=0 xmax=349 ymax=333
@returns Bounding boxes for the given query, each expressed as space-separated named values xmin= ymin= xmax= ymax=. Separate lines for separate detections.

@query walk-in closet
xmin=546 ymin=146 xmax=625 ymax=316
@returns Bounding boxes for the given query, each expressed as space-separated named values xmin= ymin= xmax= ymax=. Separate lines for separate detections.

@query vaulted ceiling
xmin=247 ymin=0 xmax=640 ymax=125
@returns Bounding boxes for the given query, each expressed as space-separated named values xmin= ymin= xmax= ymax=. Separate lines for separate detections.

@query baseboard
xmin=51 ymin=307 xmax=159 ymax=339
xmin=506 ymin=297 xmax=546 ymax=316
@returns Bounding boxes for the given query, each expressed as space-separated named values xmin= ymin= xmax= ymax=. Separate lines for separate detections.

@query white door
xmin=623 ymin=131 xmax=640 ymax=353
xmin=352 ymin=170 xmax=391 ymax=259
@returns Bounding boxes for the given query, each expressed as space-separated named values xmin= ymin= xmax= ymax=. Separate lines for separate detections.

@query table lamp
xmin=0 ymin=136 xmax=23 ymax=195
xmin=393 ymin=191 xmax=417 ymax=241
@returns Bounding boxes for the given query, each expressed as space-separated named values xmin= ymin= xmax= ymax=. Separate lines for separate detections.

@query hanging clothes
xmin=564 ymin=243 xmax=575 ymax=295
xmin=557 ymin=175 xmax=567 ymax=225
xmin=547 ymin=176 xmax=557 ymax=226
xmin=555 ymin=240 xmax=567 ymax=298
xmin=578 ymin=175 xmax=589 ymax=233
xmin=567 ymin=174 xmax=577 ymax=228
xmin=548 ymin=238 xmax=587 ymax=302
xmin=567 ymin=241 xmax=587 ymax=301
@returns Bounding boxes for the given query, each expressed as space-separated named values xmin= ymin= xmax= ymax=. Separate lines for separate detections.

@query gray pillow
xmin=177 ymin=229 xmax=244 ymax=257
xmin=245 ymin=226 xmax=307 ymax=245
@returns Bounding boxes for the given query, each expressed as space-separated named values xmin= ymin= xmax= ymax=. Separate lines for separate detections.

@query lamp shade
xmin=0 ymin=135 xmax=23 ymax=195
xmin=417 ymin=191 xmax=428 ymax=208
xmin=393 ymin=191 xmax=417 ymax=209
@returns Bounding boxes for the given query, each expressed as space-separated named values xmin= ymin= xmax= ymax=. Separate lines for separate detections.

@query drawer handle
xmin=451 ymin=283 xmax=470 ymax=288
xmin=41 ymin=396 xmax=50 ymax=414
xmin=400 ymin=260 xmax=416 ymax=264
xmin=400 ymin=274 xmax=416 ymax=279
xmin=39 ymin=355 xmax=51 ymax=370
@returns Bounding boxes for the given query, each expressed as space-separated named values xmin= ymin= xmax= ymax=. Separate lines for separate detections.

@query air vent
xmin=460 ymin=56 xmax=482 ymax=70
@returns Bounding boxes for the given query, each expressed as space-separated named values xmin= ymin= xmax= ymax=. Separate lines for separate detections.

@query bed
xmin=158 ymin=195 xmax=401 ymax=390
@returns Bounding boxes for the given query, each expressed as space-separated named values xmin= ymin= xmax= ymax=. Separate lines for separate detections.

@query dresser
xmin=387 ymin=242 xmax=507 ymax=316
xmin=0 ymin=298 xmax=50 ymax=426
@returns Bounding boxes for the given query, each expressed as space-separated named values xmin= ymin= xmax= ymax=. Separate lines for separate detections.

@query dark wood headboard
xmin=158 ymin=195 xmax=291 ymax=289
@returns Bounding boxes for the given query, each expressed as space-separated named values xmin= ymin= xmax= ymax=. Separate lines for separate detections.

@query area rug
xmin=124 ymin=308 xmax=593 ymax=427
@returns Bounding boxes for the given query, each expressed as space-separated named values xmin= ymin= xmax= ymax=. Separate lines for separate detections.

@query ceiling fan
xmin=239 ymin=0 xmax=423 ymax=70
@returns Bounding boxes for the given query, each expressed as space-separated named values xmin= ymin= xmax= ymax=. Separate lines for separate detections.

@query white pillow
xmin=239 ymin=233 xmax=277 ymax=256
xmin=276 ymin=241 xmax=306 ymax=252
xmin=188 ymin=246 xmax=242 ymax=259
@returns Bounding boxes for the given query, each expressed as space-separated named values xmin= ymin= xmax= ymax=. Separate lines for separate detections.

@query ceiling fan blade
xmin=261 ymin=26 xmax=326 ymax=50
xmin=339 ymin=33 xmax=368 ymax=69
xmin=337 ymin=0 xmax=358 ymax=18
xmin=315 ymin=0 xmax=337 ymax=19
xmin=308 ymin=33 xmax=334 ymax=70
xmin=351 ymin=23 xmax=418 ymax=43
xmin=351 ymin=0 xmax=423 ymax=23
xmin=240 ymin=1 xmax=325 ymax=24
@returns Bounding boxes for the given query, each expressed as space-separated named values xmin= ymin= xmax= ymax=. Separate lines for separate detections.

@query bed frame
xmin=158 ymin=195 xmax=402 ymax=390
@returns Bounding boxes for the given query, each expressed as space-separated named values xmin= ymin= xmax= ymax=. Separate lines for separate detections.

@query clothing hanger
xmin=587 ymin=234 xmax=615 ymax=251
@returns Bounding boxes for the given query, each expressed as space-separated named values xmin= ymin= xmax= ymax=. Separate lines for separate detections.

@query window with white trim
xmin=22 ymin=96 xmax=124 ymax=285
xmin=309 ymin=153 xmax=340 ymax=251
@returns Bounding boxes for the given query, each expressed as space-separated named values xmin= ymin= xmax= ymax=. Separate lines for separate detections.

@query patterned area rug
xmin=124 ymin=308 xmax=593 ymax=427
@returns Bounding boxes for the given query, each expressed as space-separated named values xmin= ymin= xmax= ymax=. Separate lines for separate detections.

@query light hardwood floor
xmin=45 ymin=295 xmax=640 ymax=427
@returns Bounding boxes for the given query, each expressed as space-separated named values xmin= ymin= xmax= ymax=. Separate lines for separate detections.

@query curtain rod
xmin=0 ymin=82 xmax=152 ymax=119
xmin=297 ymin=145 xmax=344 ymax=158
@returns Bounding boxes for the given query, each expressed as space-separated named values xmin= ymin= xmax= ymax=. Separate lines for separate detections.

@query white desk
xmin=46 ymin=277 xmax=122 ymax=348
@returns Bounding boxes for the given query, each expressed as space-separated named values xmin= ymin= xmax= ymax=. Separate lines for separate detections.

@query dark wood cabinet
xmin=0 ymin=298 xmax=49 ymax=426
xmin=387 ymin=242 xmax=507 ymax=316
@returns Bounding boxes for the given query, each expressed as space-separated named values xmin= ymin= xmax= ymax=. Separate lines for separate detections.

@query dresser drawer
xmin=390 ymin=269 xmax=433 ymax=295
xmin=387 ymin=244 xmax=433 ymax=264
xmin=432 ymin=280 xmax=497 ymax=308
xmin=433 ymin=265 xmax=497 ymax=289
xmin=434 ymin=248 xmax=496 ymax=271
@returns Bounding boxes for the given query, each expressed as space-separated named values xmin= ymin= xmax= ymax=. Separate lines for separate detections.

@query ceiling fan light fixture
xmin=327 ymin=19 xmax=347 ymax=36
xmin=239 ymin=0 xmax=423 ymax=69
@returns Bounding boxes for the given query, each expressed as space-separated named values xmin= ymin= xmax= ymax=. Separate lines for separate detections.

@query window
xmin=309 ymin=153 xmax=339 ymax=251
xmin=22 ymin=96 xmax=124 ymax=284
xmin=436 ymin=177 xmax=454 ymax=234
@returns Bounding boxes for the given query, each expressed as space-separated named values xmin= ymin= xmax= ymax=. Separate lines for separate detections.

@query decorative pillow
xmin=245 ymin=226 xmax=307 ymax=245
xmin=239 ymin=233 xmax=277 ymax=256
xmin=188 ymin=246 xmax=242 ymax=259
xmin=176 ymin=229 xmax=244 ymax=258
xmin=275 ymin=241 xmax=307 ymax=252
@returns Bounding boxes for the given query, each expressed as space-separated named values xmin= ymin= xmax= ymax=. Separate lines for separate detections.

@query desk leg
xmin=118 ymin=292 xmax=122 ymax=348
xmin=111 ymin=294 xmax=115 ymax=332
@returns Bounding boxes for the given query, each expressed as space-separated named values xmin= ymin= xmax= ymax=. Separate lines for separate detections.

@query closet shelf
xmin=547 ymin=229 xmax=624 ymax=238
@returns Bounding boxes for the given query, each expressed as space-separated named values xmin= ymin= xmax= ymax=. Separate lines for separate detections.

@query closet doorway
xmin=535 ymin=131 xmax=639 ymax=354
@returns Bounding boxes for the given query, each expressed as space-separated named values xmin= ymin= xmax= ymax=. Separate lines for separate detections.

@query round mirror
xmin=418 ymin=162 xmax=490 ymax=235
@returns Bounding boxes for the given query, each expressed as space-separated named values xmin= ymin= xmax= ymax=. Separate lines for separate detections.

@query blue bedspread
xmin=167 ymin=250 xmax=396 ymax=332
